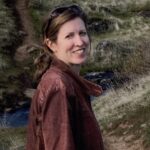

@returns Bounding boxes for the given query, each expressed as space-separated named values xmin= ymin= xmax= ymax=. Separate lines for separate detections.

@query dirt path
xmin=104 ymin=133 xmax=145 ymax=150
xmin=11 ymin=0 xmax=149 ymax=149
xmin=14 ymin=0 xmax=38 ymax=62
xmin=93 ymin=73 xmax=150 ymax=150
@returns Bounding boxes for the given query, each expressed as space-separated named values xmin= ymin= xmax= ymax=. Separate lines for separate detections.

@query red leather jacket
xmin=26 ymin=57 xmax=104 ymax=150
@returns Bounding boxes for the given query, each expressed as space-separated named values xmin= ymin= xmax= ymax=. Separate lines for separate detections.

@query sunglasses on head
xmin=43 ymin=4 xmax=85 ymax=38
xmin=50 ymin=4 xmax=83 ymax=18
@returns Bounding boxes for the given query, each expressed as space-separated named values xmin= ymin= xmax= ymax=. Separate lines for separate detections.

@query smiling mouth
xmin=73 ymin=48 xmax=86 ymax=54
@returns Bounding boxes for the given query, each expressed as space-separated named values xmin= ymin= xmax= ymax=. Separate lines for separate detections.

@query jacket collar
xmin=51 ymin=57 xmax=103 ymax=97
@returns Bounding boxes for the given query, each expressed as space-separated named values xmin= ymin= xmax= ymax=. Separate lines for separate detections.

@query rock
xmin=141 ymin=123 xmax=147 ymax=128
xmin=95 ymin=40 xmax=134 ymax=66
xmin=138 ymin=11 xmax=150 ymax=18
xmin=5 ymin=107 xmax=13 ymax=112
xmin=88 ymin=18 xmax=115 ymax=33
xmin=24 ymin=88 xmax=35 ymax=98
xmin=84 ymin=71 xmax=115 ymax=90
xmin=124 ymin=135 xmax=134 ymax=142
xmin=17 ymin=101 xmax=28 ymax=106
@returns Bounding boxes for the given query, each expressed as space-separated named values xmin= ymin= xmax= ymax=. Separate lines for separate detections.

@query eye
xmin=65 ymin=33 xmax=74 ymax=39
xmin=79 ymin=31 xmax=87 ymax=36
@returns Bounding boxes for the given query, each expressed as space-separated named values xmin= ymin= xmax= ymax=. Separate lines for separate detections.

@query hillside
xmin=93 ymin=74 xmax=150 ymax=149
xmin=0 ymin=0 xmax=150 ymax=149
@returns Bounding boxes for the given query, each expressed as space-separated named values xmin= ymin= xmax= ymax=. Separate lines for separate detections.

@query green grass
xmin=0 ymin=127 xmax=26 ymax=150
xmin=29 ymin=8 xmax=44 ymax=38
xmin=0 ymin=1 xmax=17 ymax=52
xmin=0 ymin=0 xmax=149 ymax=149
xmin=0 ymin=0 xmax=19 ymax=70
xmin=29 ymin=0 xmax=150 ymax=76
xmin=145 ymin=124 xmax=150 ymax=149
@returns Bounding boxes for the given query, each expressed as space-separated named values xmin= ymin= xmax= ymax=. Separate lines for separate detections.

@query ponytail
xmin=33 ymin=50 xmax=53 ymax=84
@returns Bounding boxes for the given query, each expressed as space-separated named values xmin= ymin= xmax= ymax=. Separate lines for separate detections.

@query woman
xmin=26 ymin=4 xmax=104 ymax=150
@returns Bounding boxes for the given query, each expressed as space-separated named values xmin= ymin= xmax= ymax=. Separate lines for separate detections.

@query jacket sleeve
xmin=26 ymin=88 xmax=43 ymax=150
xmin=40 ymin=78 xmax=76 ymax=150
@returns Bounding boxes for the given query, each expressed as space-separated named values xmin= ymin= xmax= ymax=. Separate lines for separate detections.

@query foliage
xmin=0 ymin=0 xmax=150 ymax=148
xmin=93 ymin=75 xmax=150 ymax=148
xmin=0 ymin=4 xmax=16 ymax=52
xmin=29 ymin=8 xmax=43 ymax=38
xmin=104 ymin=91 xmax=150 ymax=148
xmin=29 ymin=0 xmax=150 ymax=76
xmin=0 ymin=0 xmax=17 ymax=70
xmin=0 ymin=127 xmax=26 ymax=150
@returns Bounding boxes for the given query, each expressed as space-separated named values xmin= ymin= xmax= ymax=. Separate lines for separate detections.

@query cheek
xmin=85 ymin=36 xmax=90 ymax=46
xmin=64 ymin=42 xmax=74 ymax=51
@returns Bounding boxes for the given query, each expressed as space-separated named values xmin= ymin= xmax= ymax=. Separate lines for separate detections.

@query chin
xmin=72 ymin=57 xmax=87 ymax=65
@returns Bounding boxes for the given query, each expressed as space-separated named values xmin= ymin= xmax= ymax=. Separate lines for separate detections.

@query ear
xmin=44 ymin=38 xmax=57 ymax=53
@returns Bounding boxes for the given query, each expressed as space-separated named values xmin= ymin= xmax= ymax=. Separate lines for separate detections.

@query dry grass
xmin=92 ymin=73 xmax=150 ymax=148
xmin=0 ymin=0 xmax=150 ymax=149
xmin=0 ymin=0 xmax=18 ymax=70
xmin=0 ymin=127 xmax=26 ymax=150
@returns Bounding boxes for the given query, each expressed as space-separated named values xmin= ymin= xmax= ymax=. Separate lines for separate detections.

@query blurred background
xmin=0 ymin=0 xmax=150 ymax=149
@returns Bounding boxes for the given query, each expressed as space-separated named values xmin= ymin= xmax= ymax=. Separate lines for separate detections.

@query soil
xmin=103 ymin=133 xmax=145 ymax=150
xmin=14 ymin=0 xmax=38 ymax=62
xmin=12 ymin=0 xmax=146 ymax=149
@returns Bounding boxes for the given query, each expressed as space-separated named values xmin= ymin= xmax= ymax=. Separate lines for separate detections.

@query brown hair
xmin=34 ymin=4 xmax=88 ymax=83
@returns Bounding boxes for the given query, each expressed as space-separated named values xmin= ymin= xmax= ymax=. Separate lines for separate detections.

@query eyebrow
xmin=66 ymin=29 xmax=86 ymax=34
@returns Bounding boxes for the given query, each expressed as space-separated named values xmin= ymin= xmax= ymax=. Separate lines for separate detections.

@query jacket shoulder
xmin=37 ymin=67 xmax=74 ymax=101
xmin=42 ymin=67 xmax=67 ymax=84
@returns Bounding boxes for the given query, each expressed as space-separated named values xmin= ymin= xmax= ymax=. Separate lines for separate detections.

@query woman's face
xmin=47 ymin=17 xmax=90 ymax=65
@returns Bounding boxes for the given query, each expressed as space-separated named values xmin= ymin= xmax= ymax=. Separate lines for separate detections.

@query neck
xmin=70 ymin=64 xmax=81 ymax=75
xmin=53 ymin=56 xmax=81 ymax=74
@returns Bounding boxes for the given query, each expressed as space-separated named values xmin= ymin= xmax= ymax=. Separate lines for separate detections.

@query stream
xmin=0 ymin=107 xmax=29 ymax=128
xmin=0 ymin=71 xmax=129 ymax=128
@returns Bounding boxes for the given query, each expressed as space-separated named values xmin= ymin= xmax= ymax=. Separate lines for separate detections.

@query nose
xmin=75 ymin=35 xmax=84 ymax=46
